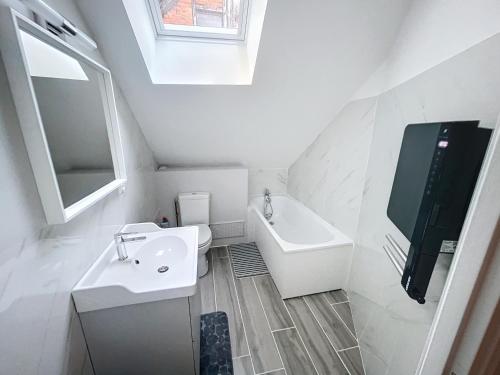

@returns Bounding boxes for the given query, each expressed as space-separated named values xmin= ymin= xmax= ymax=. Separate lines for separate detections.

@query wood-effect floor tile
xmin=232 ymin=356 xmax=253 ymax=375
xmin=273 ymin=328 xmax=317 ymax=375
xmin=338 ymin=347 xmax=364 ymax=375
xmin=212 ymin=246 xmax=228 ymax=258
xmin=285 ymin=298 xmax=349 ymax=375
xmin=234 ymin=277 xmax=282 ymax=374
xmin=327 ymin=290 xmax=349 ymax=304
xmin=213 ymin=256 xmax=249 ymax=357
xmin=199 ymin=251 xmax=216 ymax=314
xmin=253 ymin=275 xmax=294 ymax=331
xmin=81 ymin=353 xmax=93 ymax=375
xmin=332 ymin=302 xmax=356 ymax=336
xmin=304 ymin=294 xmax=357 ymax=350
xmin=266 ymin=370 xmax=286 ymax=375
xmin=201 ymin=255 xmax=362 ymax=375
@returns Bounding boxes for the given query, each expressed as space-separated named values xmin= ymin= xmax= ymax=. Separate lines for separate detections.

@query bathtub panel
xmin=279 ymin=245 xmax=351 ymax=299
xmin=252 ymin=207 xmax=352 ymax=299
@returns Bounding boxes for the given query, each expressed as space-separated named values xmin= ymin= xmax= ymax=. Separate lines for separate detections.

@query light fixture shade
xmin=22 ymin=0 xmax=97 ymax=50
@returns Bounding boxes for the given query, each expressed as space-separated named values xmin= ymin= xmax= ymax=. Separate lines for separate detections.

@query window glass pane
xmin=196 ymin=10 xmax=223 ymax=28
xmin=158 ymin=0 xmax=241 ymax=31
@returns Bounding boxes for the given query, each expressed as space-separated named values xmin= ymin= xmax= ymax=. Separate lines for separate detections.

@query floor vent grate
xmin=228 ymin=242 xmax=269 ymax=278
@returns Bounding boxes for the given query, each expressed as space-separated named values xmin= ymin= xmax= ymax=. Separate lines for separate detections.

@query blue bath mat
xmin=200 ymin=312 xmax=233 ymax=375
xmin=228 ymin=242 xmax=269 ymax=278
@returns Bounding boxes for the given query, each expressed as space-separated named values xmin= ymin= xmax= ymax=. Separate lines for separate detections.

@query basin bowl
xmin=138 ymin=236 xmax=188 ymax=265
xmin=72 ymin=223 xmax=199 ymax=313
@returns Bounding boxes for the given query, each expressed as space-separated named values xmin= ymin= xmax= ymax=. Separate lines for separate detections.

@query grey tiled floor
xmin=200 ymin=247 xmax=366 ymax=375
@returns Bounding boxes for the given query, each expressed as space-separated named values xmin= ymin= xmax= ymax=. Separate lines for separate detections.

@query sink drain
xmin=157 ymin=265 xmax=169 ymax=273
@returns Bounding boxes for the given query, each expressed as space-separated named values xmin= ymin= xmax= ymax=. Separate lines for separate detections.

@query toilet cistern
xmin=114 ymin=232 xmax=147 ymax=261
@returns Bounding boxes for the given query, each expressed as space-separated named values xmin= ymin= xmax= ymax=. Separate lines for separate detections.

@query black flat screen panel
xmin=387 ymin=123 xmax=441 ymax=240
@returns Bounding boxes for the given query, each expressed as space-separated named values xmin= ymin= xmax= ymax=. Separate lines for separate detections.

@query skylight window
xmin=148 ymin=0 xmax=249 ymax=40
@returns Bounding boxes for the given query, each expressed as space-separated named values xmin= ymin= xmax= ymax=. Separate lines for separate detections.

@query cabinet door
xmin=189 ymin=286 xmax=202 ymax=375
xmin=81 ymin=298 xmax=195 ymax=375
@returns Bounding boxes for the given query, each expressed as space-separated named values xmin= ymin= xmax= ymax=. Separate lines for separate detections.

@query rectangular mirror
xmin=0 ymin=9 xmax=126 ymax=223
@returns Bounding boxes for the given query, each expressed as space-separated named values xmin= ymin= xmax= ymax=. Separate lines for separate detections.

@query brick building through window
xmin=158 ymin=0 xmax=241 ymax=30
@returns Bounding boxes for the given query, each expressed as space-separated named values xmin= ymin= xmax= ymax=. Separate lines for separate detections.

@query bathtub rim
xmin=249 ymin=194 xmax=353 ymax=254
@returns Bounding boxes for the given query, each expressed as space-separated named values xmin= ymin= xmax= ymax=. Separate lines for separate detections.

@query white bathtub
xmin=248 ymin=195 xmax=353 ymax=299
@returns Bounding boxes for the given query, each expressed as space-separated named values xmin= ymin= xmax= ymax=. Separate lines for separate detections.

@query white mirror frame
xmin=0 ymin=8 xmax=127 ymax=224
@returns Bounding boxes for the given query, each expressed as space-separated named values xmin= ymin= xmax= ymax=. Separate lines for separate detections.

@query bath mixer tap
xmin=264 ymin=189 xmax=273 ymax=220
xmin=114 ymin=232 xmax=147 ymax=261
xmin=264 ymin=188 xmax=271 ymax=200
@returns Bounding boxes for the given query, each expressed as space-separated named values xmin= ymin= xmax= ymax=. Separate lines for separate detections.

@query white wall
xmin=287 ymin=1 xmax=500 ymax=372
xmin=78 ymin=0 xmax=411 ymax=169
xmin=248 ymin=168 xmax=287 ymax=197
xmin=288 ymin=98 xmax=376 ymax=239
xmin=348 ymin=36 xmax=500 ymax=374
xmin=123 ymin=0 xmax=268 ymax=85
xmin=0 ymin=1 xmax=157 ymax=374
xmin=354 ymin=0 xmax=500 ymax=98
xmin=155 ymin=167 xmax=248 ymax=241
xmin=156 ymin=167 xmax=286 ymax=244
xmin=289 ymin=35 xmax=500 ymax=375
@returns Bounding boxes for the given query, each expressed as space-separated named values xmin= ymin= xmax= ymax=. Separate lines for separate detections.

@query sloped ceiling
xmin=78 ymin=0 xmax=411 ymax=168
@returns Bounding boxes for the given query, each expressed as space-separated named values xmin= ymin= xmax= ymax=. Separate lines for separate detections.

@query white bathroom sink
xmin=72 ymin=223 xmax=199 ymax=313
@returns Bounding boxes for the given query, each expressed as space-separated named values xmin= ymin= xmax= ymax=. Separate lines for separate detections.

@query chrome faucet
xmin=114 ymin=232 xmax=147 ymax=261
xmin=264 ymin=189 xmax=273 ymax=220
xmin=264 ymin=189 xmax=271 ymax=203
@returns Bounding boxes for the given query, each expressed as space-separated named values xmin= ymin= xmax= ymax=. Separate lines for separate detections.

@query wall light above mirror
xmin=0 ymin=8 xmax=127 ymax=224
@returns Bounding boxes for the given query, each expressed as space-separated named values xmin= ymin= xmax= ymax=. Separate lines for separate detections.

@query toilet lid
xmin=196 ymin=224 xmax=212 ymax=247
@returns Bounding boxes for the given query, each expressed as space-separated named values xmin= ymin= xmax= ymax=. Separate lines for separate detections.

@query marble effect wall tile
xmin=348 ymin=35 xmax=500 ymax=374
xmin=248 ymin=168 xmax=288 ymax=198
xmin=285 ymin=33 xmax=500 ymax=375
xmin=0 ymin=43 xmax=157 ymax=375
xmin=288 ymin=98 xmax=377 ymax=239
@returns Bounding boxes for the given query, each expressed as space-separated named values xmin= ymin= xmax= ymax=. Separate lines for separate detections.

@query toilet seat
xmin=195 ymin=224 xmax=212 ymax=248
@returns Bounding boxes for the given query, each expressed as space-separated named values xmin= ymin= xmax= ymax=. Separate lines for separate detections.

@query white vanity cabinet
xmin=79 ymin=288 xmax=201 ymax=375
xmin=72 ymin=224 xmax=201 ymax=374
xmin=72 ymin=223 xmax=201 ymax=375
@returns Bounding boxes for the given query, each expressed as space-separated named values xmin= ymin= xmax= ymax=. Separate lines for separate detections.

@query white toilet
xmin=177 ymin=192 xmax=212 ymax=278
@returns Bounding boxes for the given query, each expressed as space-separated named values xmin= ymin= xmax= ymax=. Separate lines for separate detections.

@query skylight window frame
xmin=147 ymin=0 xmax=250 ymax=41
